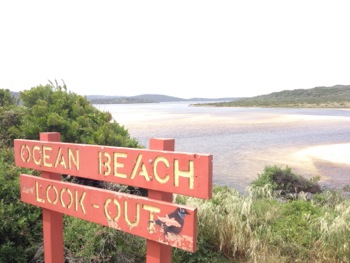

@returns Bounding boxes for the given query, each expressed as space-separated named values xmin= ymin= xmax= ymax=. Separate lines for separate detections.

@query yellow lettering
xmin=20 ymin=144 xmax=31 ymax=163
xmin=143 ymin=205 xmax=161 ymax=233
xmin=154 ymin=156 xmax=170 ymax=184
xmin=33 ymin=145 xmax=41 ymax=165
xmin=124 ymin=201 xmax=140 ymax=228
xmin=68 ymin=148 xmax=79 ymax=170
xmin=75 ymin=191 xmax=86 ymax=214
xmin=35 ymin=181 xmax=45 ymax=203
xmin=46 ymin=185 xmax=58 ymax=204
xmin=60 ymin=188 xmax=73 ymax=209
xmin=174 ymin=160 xmax=194 ymax=189
xmin=104 ymin=198 xmax=121 ymax=222
xmin=114 ymin=152 xmax=127 ymax=178
xmin=131 ymin=154 xmax=150 ymax=181
xmin=54 ymin=148 xmax=67 ymax=169
xmin=43 ymin=146 xmax=53 ymax=167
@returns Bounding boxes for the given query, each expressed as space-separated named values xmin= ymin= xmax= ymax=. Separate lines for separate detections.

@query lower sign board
xmin=20 ymin=174 xmax=197 ymax=252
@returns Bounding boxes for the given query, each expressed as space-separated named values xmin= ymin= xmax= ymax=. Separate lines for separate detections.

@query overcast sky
xmin=1 ymin=1 xmax=349 ymax=99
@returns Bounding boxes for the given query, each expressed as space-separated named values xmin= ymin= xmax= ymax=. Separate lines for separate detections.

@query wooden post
xmin=146 ymin=138 xmax=175 ymax=263
xmin=40 ymin=132 xmax=64 ymax=263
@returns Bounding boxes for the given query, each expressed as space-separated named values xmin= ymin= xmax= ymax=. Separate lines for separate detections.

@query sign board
xmin=20 ymin=174 xmax=197 ymax=252
xmin=14 ymin=139 xmax=212 ymax=199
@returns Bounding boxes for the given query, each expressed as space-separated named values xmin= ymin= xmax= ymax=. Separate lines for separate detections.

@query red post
xmin=40 ymin=132 xmax=64 ymax=263
xmin=146 ymin=138 xmax=175 ymax=263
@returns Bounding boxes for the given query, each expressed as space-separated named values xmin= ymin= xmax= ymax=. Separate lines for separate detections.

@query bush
xmin=0 ymin=148 xmax=42 ymax=263
xmin=0 ymin=89 xmax=23 ymax=148
xmin=250 ymin=165 xmax=322 ymax=198
xmin=0 ymin=84 xmax=142 ymax=261
xmin=64 ymin=217 xmax=145 ymax=262
xmin=174 ymin=178 xmax=350 ymax=263
xmin=18 ymin=84 xmax=139 ymax=147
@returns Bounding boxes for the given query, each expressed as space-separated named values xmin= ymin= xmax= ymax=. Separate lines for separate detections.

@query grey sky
xmin=1 ymin=0 xmax=349 ymax=98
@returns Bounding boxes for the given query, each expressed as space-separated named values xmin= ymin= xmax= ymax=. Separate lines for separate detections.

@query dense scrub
xmin=1 ymin=86 xmax=350 ymax=262
xmin=200 ymin=85 xmax=350 ymax=108
xmin=175 ymin=167 xmax=350 ymax=262
xmin=0 ymin=85 xmax=143 ymax=262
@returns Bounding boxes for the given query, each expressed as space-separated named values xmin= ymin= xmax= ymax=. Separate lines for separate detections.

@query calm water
xmin=95 ymin=102 xmax=350 ymax=192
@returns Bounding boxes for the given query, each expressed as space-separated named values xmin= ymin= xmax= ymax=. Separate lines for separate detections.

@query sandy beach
xmin=291 ymin=143 xmax=350 ymax=189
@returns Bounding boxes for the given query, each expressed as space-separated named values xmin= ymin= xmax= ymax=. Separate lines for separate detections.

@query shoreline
xmin=97 ymin=103 xmax=350 ymax=192
xmin=290 ymin=143 xmax=350 ymax=190
xmin=295 ymin=143 xmax=350 ymax=165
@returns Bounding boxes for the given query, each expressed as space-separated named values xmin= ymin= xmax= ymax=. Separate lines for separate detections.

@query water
xmin=95 ymin=102 xmax=350 ymax=192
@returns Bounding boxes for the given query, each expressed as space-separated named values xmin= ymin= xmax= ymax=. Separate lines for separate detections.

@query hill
xmin=198 ymin=85 xmax=350 ymax=108
xmin=10 ymin=91 xmax=20 ymax=99
xmin=87 ymin=94 xmax=240 ymax=104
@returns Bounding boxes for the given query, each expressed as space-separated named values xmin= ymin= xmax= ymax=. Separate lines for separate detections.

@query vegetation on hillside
xmin=88 ymin=94 xmax=186 ymax=104
xmin=197 ymin=85 xmax=350 ymax=108
xmin=88 ymin=94 xmax=239 ymax=104
xmin=1 ymin=85 xmax=350 ymax=262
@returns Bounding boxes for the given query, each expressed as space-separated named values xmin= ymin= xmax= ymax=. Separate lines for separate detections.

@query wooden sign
xmin=20 ymin=174 xmax=197 ymax=252
xmin=14 ymin=139 xmax=212 ymax=199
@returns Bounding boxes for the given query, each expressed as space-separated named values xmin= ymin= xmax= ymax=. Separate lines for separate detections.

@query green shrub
xmin=174 ymin=179 xmax=350 ymax=263
xmin=0 ymin=84 xmax=142 ymax=262
xmin=62 ymin=217 xmax=146 ymax=262
xmin=318 ymin=199 xmax=350 ymax=262
xmin=250 ymin=165 xmax=321 ymax=198
xmin=267 ymin=200 xmax=323 ymax=260
xmin=0 ymin=149 xmax=42 ymax=263
xmin=18 ymin=84 xmax=139 ymax=148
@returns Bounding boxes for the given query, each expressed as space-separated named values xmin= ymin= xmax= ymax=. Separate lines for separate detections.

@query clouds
xmin=1 ymin=1 xmax=349 ymax=98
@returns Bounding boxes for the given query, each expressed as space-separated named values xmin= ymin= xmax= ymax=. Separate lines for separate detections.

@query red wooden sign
xmin=15 ymin=133 xmax=213 ymax=262
xmin=14 ymin=139 xmax=212 ymax=199
xmin=20 ymin=174 xmax=197 ymax=252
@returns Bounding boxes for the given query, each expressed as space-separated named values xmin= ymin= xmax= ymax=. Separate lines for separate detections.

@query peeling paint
xmin=22 ymin=186 xmax=35 ymax=194
xmin=107 ymin=219 xmax=121 ymax=230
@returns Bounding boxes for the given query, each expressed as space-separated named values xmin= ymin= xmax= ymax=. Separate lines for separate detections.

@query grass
xmin=172 ymin=166 xmax=350 ymax=262
xmin=174 ymin=190 xmax=350 ymax=262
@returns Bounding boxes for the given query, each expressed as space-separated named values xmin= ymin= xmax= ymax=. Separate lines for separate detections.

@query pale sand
xmin=295 ymin=143 xmax=350 ymax=165
xmin=291 ymin=143 xmax=350 ymax=188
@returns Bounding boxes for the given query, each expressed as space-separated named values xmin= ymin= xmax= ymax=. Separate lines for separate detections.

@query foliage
xmin=174 ymin=182 xmax=350 ymax=263
xmin=318 ymin=199 xmax=350 ymax=262
xmin=0 ymin=89 xmax=23 ymax=148
xmin=18 ymin=84 xmax=139 ymax=147
xmin=250 ymin=165 xmax=321 ymax=198
xmin=200 ymin=85 xmax=350 ymax=108
xmin=88 ymin=94 xmax=187 ymax=104
xmin=0 ymin=83 xmax=142 ymax=261
xmin=0 ymin=148 xmax=41 ymax=263
xmin=63 ymin=217 xmax=145 ymax=262
xmin=266 ymin=200 xmax=323 ymax=259
xmin=0 ymin=89 xmax=18 ymax=108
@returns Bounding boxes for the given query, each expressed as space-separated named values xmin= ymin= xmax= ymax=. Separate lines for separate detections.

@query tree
xmin=0 ymin=89 xmax=23 ymax=148
xmin=0 ymin=83 xmax=142 ymax=261
xmin=18 ymin=83 xmax=139 ymax=147
xmin=0 ymin=89 xmax=17 ymax=107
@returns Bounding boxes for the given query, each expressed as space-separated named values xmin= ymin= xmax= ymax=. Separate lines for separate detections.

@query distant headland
xmin=86 ymin=94 xmax=240 ymax=104
xmin=8 ymin=85 xmax=350 ymax=107
xmin=194 ymin=85 xmax=350 ymax=108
